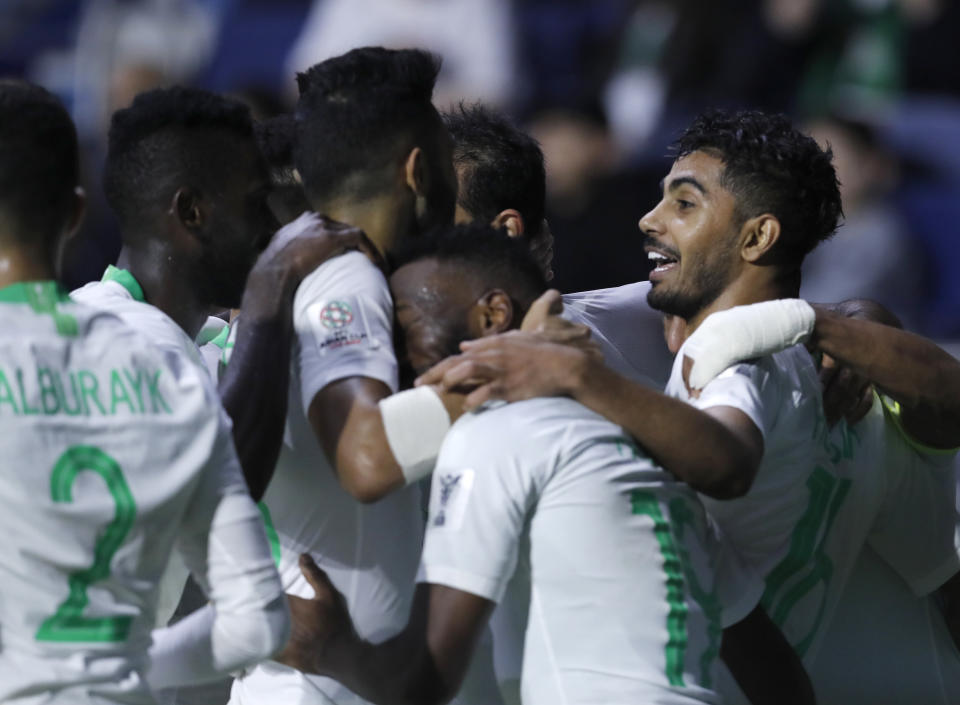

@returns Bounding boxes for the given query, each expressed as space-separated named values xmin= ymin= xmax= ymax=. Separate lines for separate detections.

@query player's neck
xmin=314 ymin=195 xmax=400 ymax=260
xmin=684 ymin=269 xmax=800 ymax=338
xmin=0 ymin=244 xmax=56 ymax=290
xmin=116 ymin=246 xmax=208 ymax=339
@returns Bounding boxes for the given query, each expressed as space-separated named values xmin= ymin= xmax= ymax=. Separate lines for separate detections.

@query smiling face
xmin=640 ymin=150 xmax=743 ymax=321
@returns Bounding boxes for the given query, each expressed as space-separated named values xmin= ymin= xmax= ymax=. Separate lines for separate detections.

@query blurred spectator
xmin=286 ymin=0 xmax=517 ymax=110
xmin=528 ymin=102 xmax=659 ymax=293
xmin=800 ymin=115 xmax=922 ymax=328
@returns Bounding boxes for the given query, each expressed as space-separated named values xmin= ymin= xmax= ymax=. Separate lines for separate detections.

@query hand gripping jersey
xmin=420 ymin=397 xmax=726 ymax=705
xmin=228 ymin=252 xmax=428 ymax=705
xmin=665 ymin=344 xmax=960 ymax=684
xmin=0 ymin=282 xmax=284 ymax=704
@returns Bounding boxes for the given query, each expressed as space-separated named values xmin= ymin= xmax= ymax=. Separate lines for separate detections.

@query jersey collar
xmin=0 ymin=280 xmax=71 ymax=305
xmin=101 ymin=265 xmax=146 ymax=302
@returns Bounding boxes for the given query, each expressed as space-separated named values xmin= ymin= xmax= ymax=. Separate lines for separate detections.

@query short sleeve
xmin=690 ymin=360 xmax=780 ymax=441
xmin=868 ymin=397 xmax=960 ymax=596
xmin=292 ymin=252 xmax=398 ymax=414
xmin=418 ymin=410 xmax=541 ymax=603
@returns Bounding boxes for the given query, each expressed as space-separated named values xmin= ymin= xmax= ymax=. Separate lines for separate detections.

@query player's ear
xmin=492 ymin=209 xmax=525 ymax=238
xmin=63 ymin=186 xmax=86 ymax=243
xmin=403 ymin=146 xmax=427 ymax=198
xmin=469 ymin=289 xmax=514 ymax=337
xmin=171 ymin=186 xmax=206 ymax=233
xmin=740 ymin=214 xmax=781 ymax=263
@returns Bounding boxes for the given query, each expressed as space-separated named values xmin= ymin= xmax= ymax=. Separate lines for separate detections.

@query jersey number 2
xmin=35 ymin=446 xmax=137 ymax=643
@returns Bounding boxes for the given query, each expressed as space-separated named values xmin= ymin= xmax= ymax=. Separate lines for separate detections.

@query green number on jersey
xmin=631 ymin=491 xmax=721 ymax=689
xmin=36 ymin=446 xmax=137 ymax=643
xmin=760 ymin=465 xmax=850 ymax=656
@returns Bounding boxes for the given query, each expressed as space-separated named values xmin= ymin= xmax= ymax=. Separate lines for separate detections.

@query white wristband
xmin=379 ymin=386 xmax=452 ymax=484
xmin=683 ymin=299 xmax=816 ymax=390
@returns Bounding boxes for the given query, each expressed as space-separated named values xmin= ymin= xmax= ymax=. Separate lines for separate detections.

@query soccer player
xmin=0 ymin=80 xmax=288 ymax=703
xmin=444 ymin=103 xmax=671 ymax=386
xmin=678 ymin=297 xmax=960 ymax=704
xmin=274 ymin=224 xmax=736 ymax=705
xmin=420 ymin=109 xmax=960 ymax=701
xmin=227 ymin=48 xmax=502 ymax=705
xmin=72 ymin=86 xmax=370 ymax=502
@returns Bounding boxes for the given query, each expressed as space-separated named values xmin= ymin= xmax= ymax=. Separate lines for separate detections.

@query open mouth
xmin=646 ymin=248 xmax=679 ymax=276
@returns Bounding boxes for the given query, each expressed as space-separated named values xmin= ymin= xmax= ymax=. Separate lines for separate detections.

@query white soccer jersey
xmin=665 ymin=345 xmax=960 ymax=667
xmin=228 ymin=251 xmax=426 ymax=705
xmin=0 ymin=282 xmax=278 ymax=703
xmin=72 ymin=267 xmax=221 ymax=627
xmin=420 ymin=397 xmax=725 ymax=705
xmin=562 ymin=281 xmax=671 ymax=387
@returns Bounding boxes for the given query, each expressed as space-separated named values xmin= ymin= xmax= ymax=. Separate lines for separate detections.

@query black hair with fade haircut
xmin=674 ymin=109 xmax=843 ymax=263
xmin=0 ymin=80 xmax=78 ymax=244
xmin=393 ymin=222 xmax=547 ymax=314
xmin=294 ymin=47 xmax=443 ymax=203
xmin=103 ymin=86 xmax=255 ymax=229
xmin=444 ymin=103 xmax=546 ymax=236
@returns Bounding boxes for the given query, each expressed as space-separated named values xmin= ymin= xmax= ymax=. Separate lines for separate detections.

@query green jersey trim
xmin=101 ymin=265 xmax=145 ymax=303
xmin=206 ymin=324 xmax=230 ymax=350
xmin=0 ymin=281 xmax=77 ymax=336
xmin=0 ymin=281 xmax=71 ymax=304
xmin=880 ymin=393 xmax=959 ymax=456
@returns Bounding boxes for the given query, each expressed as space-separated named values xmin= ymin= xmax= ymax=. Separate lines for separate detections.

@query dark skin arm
xmin=308 ymin=378 xmax=465 ymax=503
xmin=810 ymin=303 xmax=960 ymax=449
xmin=417 ymin=334 xmax=762 ymax=500
xmin=721 ymin=606 xmax=816 ymax=705
xmin=218 ymin=214 xmax=372 ymax=501
xmin=278 ymin=554 xmax=493 ymax=705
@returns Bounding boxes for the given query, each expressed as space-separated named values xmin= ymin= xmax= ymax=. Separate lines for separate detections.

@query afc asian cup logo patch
xmin=319 ymin=301 xmax=354 ymax=329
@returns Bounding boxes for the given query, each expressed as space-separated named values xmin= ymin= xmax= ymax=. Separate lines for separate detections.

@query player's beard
xmin=647 ymin=259 xmax=735 ymax=321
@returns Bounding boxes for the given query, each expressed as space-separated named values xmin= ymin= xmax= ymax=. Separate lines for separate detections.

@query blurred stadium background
xmin=3 ymin=0 xmax=958 ymax=352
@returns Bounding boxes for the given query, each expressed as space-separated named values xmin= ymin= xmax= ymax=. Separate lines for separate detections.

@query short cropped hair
xmin=393 ymin=222 xmax=547 ymax=311
xmin=674 ymin=109 xmax=843 ymax=262
xmin=444 ymin=103 xmax=546 ymax=236
xmin=103 ymin=86 xmax=255 ymax=229
xmin=254 ymin=113 xmax=298 ymax=186
xmin=0 ymin=80 xmax=78 ymax=242
xmin=294 ymin=47 xmax=443 ymax=203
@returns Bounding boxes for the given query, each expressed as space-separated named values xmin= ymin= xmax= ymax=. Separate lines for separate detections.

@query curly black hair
xmin=444 ymin=103 xmax=546 ymax=238
xmin=392 ymin=222 xmax=547 ymax=312
xmin=673 ymin=109 xmax=843 ymax=263
xmin=0 ymin=80 xmax=78 ymax=243
xmin=294 ymin=47 xmax=445 ymax=204
xmin=103 ymin=86 xmax=255 ymax=230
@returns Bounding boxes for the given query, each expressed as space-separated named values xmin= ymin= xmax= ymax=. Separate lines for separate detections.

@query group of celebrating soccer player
xmin=1 ymin=44 xmax=959 ymax=705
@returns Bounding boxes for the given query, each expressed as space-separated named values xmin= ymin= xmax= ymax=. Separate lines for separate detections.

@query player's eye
xmin=676 ymin=199 xmax=694 ymax=211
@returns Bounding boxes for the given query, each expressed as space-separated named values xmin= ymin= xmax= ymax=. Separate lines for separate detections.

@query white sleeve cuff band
xmin=380 ymin=386 xmax=451 ymax=485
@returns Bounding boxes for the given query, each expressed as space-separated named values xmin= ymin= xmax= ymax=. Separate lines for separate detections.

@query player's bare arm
xmin=309 ymin=377 xmax=465 ymax=503
xmin=220 ymin=213 xmax=374 ymax=500
xmin=809 ymin=303 xmax=960 ymax=449
xmin=278 ymin=554 xmax=492 ymax=705
xmin=721 ymin=606 xmax=816 ymax=705
xmin=682 ymin=297 xmax=960 ymax=449
xmin=417 ymin=332 xmax=762 ymax=500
